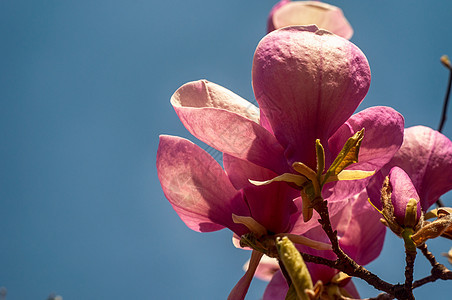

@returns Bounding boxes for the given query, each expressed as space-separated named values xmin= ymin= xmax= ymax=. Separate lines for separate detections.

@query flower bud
xmin=387 ymin=167 xmax=422 ymax=229
xmin=276 ymin=236 xmax=313 ymax=300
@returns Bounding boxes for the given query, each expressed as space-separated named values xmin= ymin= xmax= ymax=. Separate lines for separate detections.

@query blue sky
xmin=1 ymin=1 xmax=452 ymax=299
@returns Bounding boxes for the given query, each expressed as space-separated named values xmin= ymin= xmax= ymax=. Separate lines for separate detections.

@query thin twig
xmin=311 ymin=199 xmax=399 ymax=297
xmin=436 ymin=56 xmax=452 ymax=207
xmin=418 ymin=244 xmax=438 ymax=267
xmin=403 ymin=250 xmax=416 ymax=300
xmin=412 ymin=263 xmax=452 ymax=288
xmin=438 ymin=56 xmax=452 ymax=133
xmin=413 ymin=244 xmax=452 ymax=289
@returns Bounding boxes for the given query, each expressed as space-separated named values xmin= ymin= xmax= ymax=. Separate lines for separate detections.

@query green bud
xmin=276 ymin=236 xmax=313 ymax=300
xmin=315 ymin=139 xmax=325 ymax=177
xmin=404 ymin=198 xmax=419 ymax=229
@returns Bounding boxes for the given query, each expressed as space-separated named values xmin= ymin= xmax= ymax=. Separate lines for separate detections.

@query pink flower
xmin=267 ymin=0 xmax=353 ymax=39
xmin=368 ymin=126 xmax=452 ymax=213
xmin=157 ymin=25 xmax=403 ymax=299
xmin=262 ymin=190 xmax=385 ymax=299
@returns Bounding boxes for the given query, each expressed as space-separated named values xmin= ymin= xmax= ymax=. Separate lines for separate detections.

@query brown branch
xmin=436 ymin=56 xmax=452 ymax=207
xmin=366 ymin=294 xmax=395 ymax=300
xmin=412 ymin=243 xmax=452 ymax=289
xmin=310 ymin=198 xmax=404 ymax=297
xmin=412 ymin=263 xmax=452 ymax=288
xmin=418 ymin=244 xmax=438 ymax=267
xmin=438 ymin=57 xmax=452 ymax=133
xmin=403 ymin=250 xmax=416 ymax=300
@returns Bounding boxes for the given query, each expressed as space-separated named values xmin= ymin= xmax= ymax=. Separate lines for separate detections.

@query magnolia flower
xmin=263 ymin=190 xmax=384 ymax=299
xmin=157 ymin=25 xmax=403 ymax=299
xmin=267 ymin=0 xmax=353 ymax=39
xmin=368 ymin=126 xmax=452 ymax=214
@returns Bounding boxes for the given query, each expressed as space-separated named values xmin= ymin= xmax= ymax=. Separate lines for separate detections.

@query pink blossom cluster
xmin=157 ymin=1 xmax=452 ymax=299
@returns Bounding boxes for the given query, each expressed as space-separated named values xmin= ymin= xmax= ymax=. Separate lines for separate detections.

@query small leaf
xmin=249 ymin=173 xmax=307 ymax=187
xmin=411 ymin=214 xmax=452 ymax=246
xmin=323 ymin=128 xmax=364 ymax=183
xmin=324 ymin=170 xmax=375 ymax=183
xmin=301 ymin=189 xmax=313 ymax=222
xmin=425 ymin=207 xmax=452 ymax=220
xmin=315 ymin=139 xmax=325 ymax=176
xmin=275 ymin=233 xmax=332 ymax=251
xmin=293 ymin=162 xmax=320 ymax=196
xmin=232 ymin=214 xmax=267 ymax=238
xmin=276 ymin=236 xmax=313 ymax=300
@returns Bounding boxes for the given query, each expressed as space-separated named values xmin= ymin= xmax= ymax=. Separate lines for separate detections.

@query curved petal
xmin=343 ymin=280 xmax=360 ymax=299
xmin=339 ymin=190 xmax=386 ymax=265
xmin=228 ymin=250 xmax=263 ymax=300
xmin=263 ymin=271 xmax=288 ymax=300
xmin=171 ymin=80 xmax=286 ymax=173
xmin=289 ymin=196 xmax=349 ymax=235
xmin=267 ymin=0 xmax=291 ymax=33
xmin=156 ymin=135 xmax=249 ymax=233
xmin=253 ymin=25 xmax=370 ymax=168
xmin=324 ymin=106 xmax=404 ymax=203
xmin=329 ymin=106 xmax=405 ymax=171
xmin=223 ymin=153 xmax=290 ymax=190
xmin=244 ymin=182 xmax=298 ymax=234
xmin=244 ymin=255 xmax=279 ymax=282
xmin=270 ymin=1 xmax=353 ymax=39
xmin=389 ymin=126 xmax=452 ymax=211
xmin=171 ymin=80 xmax=259 ymax=121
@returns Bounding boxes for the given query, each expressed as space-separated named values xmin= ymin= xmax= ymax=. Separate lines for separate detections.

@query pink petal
xmin=389 ymin=126 xmax=452 ymax=211
xmin=247 ymin=255 xmax=280 ymax=282
xmin=343 ymin=280 xmax=360 ymax=299
xmin=171 ymin=80 xmax=286 ymax=173
xmin=324 ymin=106 xmax=404 ymax=203
xmin=269 ymin=1 xmax=353 ymax=39
xmin=172 ymin=80 xmax=259 ymax=122
xmin=243 ymin=182 xmax=298 ymax=234
xmin=267 ymin=0 xmax=291 ymax=32
xmin=223 ymin=153 xmax=286 ymax=190
xmin=289 ymin=196 xmax=349 ymax=235
xmin=253 ymin=25 xmax=370 ymax=168
xmin=228 ymin=250 xmax=263 ymax=300
xmin=329 ymin=106 xmax=405 ymax=171
xmin=263 ymin=271 xmax=288 ymax=300
xmin=156 ymin=135 xmax=249 ymax=233
xmin=339 ymin=190 xmax=386 ymax=265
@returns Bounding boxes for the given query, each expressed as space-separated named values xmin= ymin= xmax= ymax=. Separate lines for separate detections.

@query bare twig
xmin=436 ymin=55 xmax=452 ymax=208
xmin=403 ymin=250 xmax=416 ymax=300
xmin=438 ymin=55 xmax=452 ymax=133
xmin=310 ymin=198 xmax=402 ymax=297
xmin=412 ymin=263 xmax=452 ymax=288
xmin=418 ymin=244 xmax=438 ymax=267
xmin=412 ymin=243 xmax=452 ymax=289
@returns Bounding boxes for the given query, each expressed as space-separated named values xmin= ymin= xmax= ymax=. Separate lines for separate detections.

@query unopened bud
xmin=441 ymin=55 xmax=451 ymax=70
xmin=276 ymin=236 xmax=313 ymax=300
xmin=382 ymin=167 xmax=421 ymax=234
xmin=442 ymin=247 xmax=452 ymax=264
